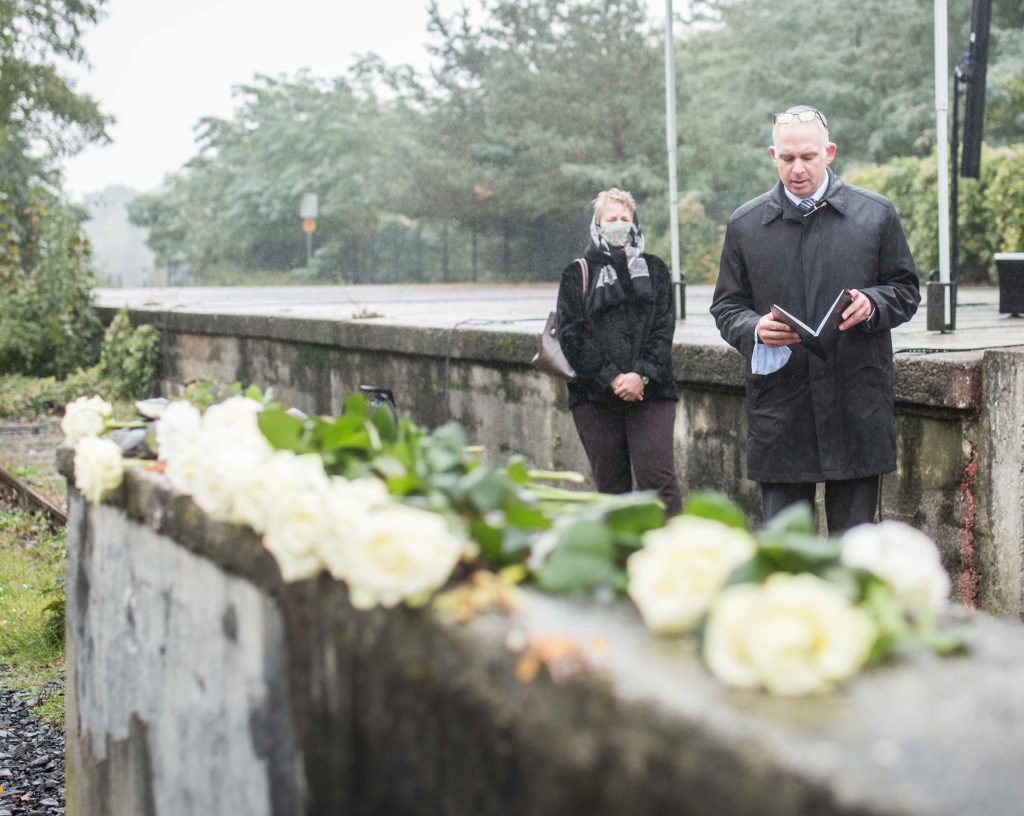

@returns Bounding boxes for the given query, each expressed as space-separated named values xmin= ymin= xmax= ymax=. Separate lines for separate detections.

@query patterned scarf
xmin=586 ymin=215 xmax=652 ymax=315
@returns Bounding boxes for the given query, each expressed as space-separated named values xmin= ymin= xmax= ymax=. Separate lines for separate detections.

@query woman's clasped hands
xmin=612 ymin=372 xmax=646 ymax=402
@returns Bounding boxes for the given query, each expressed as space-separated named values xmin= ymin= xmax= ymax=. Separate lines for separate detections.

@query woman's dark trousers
xmin=571 ymin=398 xmax=681 ymax=515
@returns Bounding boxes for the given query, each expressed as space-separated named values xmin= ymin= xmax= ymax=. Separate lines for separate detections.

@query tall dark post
xmin=951 ymin=66 xmax=962 ymax=286
xmin=961 ymin=0 xmax=991 ymax=179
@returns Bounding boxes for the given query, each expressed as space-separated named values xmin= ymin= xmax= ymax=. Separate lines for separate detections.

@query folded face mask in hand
xmin=751 ymin=342 xmax=791 ymax=375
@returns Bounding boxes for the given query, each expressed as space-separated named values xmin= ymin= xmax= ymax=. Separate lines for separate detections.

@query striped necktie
xmin=798 ymin=198 xmax=816 ymax=213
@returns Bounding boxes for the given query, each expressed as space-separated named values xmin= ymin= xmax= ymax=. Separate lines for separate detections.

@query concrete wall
xmin=64 ymin=464 xmax=1024 ymax=816
xmin=108 ymin=308 xmax=1024 ymax=618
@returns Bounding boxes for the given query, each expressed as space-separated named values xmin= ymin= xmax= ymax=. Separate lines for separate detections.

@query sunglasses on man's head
xmin=772 ymin=109 xmax=828 ymax=128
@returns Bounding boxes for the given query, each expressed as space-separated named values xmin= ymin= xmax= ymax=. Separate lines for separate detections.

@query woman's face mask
xmin=599 ymin=220 xmax=633 ymax=247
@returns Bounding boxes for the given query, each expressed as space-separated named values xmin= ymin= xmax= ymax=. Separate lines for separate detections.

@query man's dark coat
xmin=711 ymin=171 xmax=920 ymax=483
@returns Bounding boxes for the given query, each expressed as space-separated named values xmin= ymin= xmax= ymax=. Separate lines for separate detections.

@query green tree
xmin=129 ymin=0 xmax=1023 ymax=286
xmin=0 ymin=192 xmax=103 ymax=377
xmin=0 ymin=0 xmax=110 ymax=376
xmin=418 ymin=0 xmax=666 ymax=278
xmin=0 ymin=0 xmax=111 ymax=224
xmin=845 ymin=144 xmax=1024 ymax=283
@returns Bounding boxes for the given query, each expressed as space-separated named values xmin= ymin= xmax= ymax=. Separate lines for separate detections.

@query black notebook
xmin=770 ymin=289 xmax=854 ymax=360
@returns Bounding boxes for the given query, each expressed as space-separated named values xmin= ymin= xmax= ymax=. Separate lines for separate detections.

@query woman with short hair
xmin=556 ymin=187 xmax=681 ymax=515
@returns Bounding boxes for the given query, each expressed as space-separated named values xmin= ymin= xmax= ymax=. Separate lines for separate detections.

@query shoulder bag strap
xmin=576 ymin=258 xmax=589 ymax=311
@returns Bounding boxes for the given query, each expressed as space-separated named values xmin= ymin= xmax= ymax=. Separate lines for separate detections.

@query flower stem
xmin=527 ymin=469 xmax=586 ymax=484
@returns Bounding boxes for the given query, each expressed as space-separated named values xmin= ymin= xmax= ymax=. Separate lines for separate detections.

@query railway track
xmin=0 ymin=461 xmax=67 ymax=530
xmin=0 ymin=420 xmax=67 ymax=530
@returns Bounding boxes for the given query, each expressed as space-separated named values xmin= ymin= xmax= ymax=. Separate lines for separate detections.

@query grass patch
xmin=0 ymin=506 xmax=66 ymax=725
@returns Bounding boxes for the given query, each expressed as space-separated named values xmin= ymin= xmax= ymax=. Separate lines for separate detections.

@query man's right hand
xmin=755 ymin=313 xmax=801 ymax=347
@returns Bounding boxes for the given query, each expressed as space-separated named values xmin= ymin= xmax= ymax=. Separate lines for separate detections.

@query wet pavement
xmin=95 ymin=283 xmax=1024 ymax=356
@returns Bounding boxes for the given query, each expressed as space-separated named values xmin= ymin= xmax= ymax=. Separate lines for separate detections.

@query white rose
xmin=188 ymin=434 xmax=272 ymax=520
xmin=314 ymin=477 xmax=394 ymax=581
xmin=61 ymin=395 xmax=113 ymax=443
xmin=201 ymin=396 xmax=267 ymax=441
xmin=230 ymin=451 xmax=330 ymax=533
xmin=704 ymin=573 xmax=876 ymax=696
xmin=163 ymin=437 xmax=204 ymax=496
xmin=323 ymin=504 xmax=464 ymax=610
xmin=328 ymin=475 xmax=391 ymax=508
xmin=74 ymin=436 xmax=124 ymax=504
xmin=155 ymin=400 xmax=201 ymax=461
xmin=163 ymin=397 xmax=274 ymax=519
xmin=627 ymin=516 xmax=756 ymax=634
xmin=262 ymin=486 xmax=332 ymax=582
xmin=840 ymin=521 xmax=951 ymax=611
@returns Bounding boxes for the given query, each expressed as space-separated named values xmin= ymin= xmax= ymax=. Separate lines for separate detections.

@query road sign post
xmin=300 ymin=194 xmax=319 ymax=267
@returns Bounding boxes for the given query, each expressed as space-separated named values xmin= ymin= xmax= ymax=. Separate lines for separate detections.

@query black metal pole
xmin=951 ymin=67 xmax=961 ymax=289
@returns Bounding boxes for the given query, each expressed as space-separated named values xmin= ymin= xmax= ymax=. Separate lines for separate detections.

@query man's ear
xmin=825 ymin=142 xmax=837 ymax=164
xmin=769 ymin=145 xmax=778 ymax=162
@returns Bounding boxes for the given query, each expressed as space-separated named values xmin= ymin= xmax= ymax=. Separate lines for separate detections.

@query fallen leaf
xmin=513 ymin=635 xmax=590 ymax=683
xmin=433 ymin=569 xmax=522 ymax=623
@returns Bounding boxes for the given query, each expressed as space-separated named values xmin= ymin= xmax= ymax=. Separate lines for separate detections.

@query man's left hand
xmin=839 ymin=289 xmax=874 ymax=330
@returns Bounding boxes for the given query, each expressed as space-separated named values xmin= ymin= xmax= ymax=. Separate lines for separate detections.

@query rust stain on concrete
xmin=959 ymin=443 xmax=979 ymax=607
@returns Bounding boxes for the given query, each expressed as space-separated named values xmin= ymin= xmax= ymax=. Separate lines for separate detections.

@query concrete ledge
xmin=91 ymin=306 xmax=1024 ymax=616
xmin=65 ymin=464 xmax=1024 ymax=816
xmin=104 ymin=306 xmax=981 ymax=413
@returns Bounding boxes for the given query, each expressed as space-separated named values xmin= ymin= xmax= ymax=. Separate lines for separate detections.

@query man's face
xmin=769 ymin=121 xmax=837 ymax=198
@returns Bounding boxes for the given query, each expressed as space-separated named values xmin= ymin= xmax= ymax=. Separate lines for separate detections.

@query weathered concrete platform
xmin=96 ymin=283 xmax=1024 ymax=353
xmin=64 ymin=463 xmax=1024 ymax=816
xmin=94 ymin=283 xmax=1024 ymax=619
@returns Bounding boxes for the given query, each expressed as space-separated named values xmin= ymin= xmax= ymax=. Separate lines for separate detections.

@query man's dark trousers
xmin=761 ymin=475 xmax=880 ymax=533
xmin=572 ymin=399 xmax=681 ymax=515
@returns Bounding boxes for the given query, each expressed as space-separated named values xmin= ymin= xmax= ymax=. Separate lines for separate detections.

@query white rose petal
xmin=188 ymin=436 xmax=271 ymax=520
xmin=328 ymin=475 xmax=391 ymax=508
xmin=201 ymin=396 xmax=267 ymax=439
xmin=262 ymin=487 xmax=332 ymax=582
xmin=627 ymin=516 xmax=756 ymax=634
xmin=161 ymin=397 xmax=275 ymax=519
xmin=322 ymin=504 xmax=464 ymax=609
xmin=841 ymin=521 xmax=951 ymax=611
xmin=74 ymin=436 xmax=124 ymax=504
xmin=62 ymin=395 xmax=113 ymax=443
xmin=163 ymin=438 xmax=204 ymax=496
xmin=705 ymin=573 xmax=876 ymax=696
xmin=155 ymin=400 xmax=201 ymax=461
xmin=230 ymin=450 xmax=330 ymax=532
xmin=314 ymin=477 xmax=391 ymax=580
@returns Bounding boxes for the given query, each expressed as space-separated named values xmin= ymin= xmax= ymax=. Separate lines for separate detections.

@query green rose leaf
xmin=421 ymin=423 xmax=468 ymax=474
xmin=756 ymin=529 xmax=841 ymax=570
xmin=371 ymin=454 xmax=409 ymax=479
xmin=243 ymin=384 xmax=265 ymax=402
xmin=534 ymin=520 xmax=618 ymax=593
xmin=503 ymin=456 xmax=531 ymax=486
xmin=343 ymin=392 xmax=369 ymax=417
xmin=499 ymin=524 xmax=537 ymax=560
xmin=463 ymin=466 xmax=515 ymax=512
xmin=321 ymin=413 xmax=371 ymax=452
xmin=371 ymin=404 xmax=398 ymax=444
xmin=683 ymin=491 xmax=748 ymax=530
xmin=469 ymin=518 xmax=504 ymax=561
xmin=603 ymin=499 xmax=665 ymax=535
xmin=763 ymin=501 xmax=815 ymax=534
xmin=504 ymin=504 xmax=551 ymax=531
xmin=257 ymin=408 xmax=312 ymax=453
xmin=723 ymin=553 xmax=774 ymax=587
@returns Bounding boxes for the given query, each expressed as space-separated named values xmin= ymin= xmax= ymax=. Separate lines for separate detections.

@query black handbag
xmin=532 ymin=259 xmax=588 ymax=381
